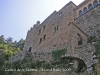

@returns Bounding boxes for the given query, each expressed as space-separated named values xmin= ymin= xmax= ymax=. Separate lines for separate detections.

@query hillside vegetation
xmin=0 ymin=35 xmax=100 ymax=75
xmin=0 ymin=35 xmax=25 ymax=74
xmin=0 ymin=35 xmax=25 ymax=60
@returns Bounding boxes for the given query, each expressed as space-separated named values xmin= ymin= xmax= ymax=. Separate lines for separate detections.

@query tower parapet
xmin=36 ymin=21 xmax=40 ymax=27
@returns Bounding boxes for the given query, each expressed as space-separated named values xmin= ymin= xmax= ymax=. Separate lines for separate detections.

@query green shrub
xmin=52 ymin=49 xmax=67 ymax=61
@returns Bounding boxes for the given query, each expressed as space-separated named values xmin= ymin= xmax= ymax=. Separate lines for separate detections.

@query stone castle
xmin=9 ymin=0 xmax=100 ymax=74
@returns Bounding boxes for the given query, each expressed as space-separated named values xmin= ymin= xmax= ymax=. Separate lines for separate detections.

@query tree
xmin=5 ymin=50 xmax=13 ymax=60
xmin=0 ymin=35 xmax=5 ymax=44
xmin=13 ymin=41 xmax=18 ymax=47
xmin=17 ymin=38 xmax=25 ymax=50
xmin=6 ymin=37 xmax=13 ymax=44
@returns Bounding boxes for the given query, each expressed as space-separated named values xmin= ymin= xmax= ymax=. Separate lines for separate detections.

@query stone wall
xmin=23 ymin=1 xmax=76 ymax=52
xmin=9 ymin=1 xmax=100 ymax=74
xmin=74 ymin=4 xmax=100 ymax=38
xmin=74 ymin=0 xmax=97 ymax=18
xmin=67 ymin=22 xmax=88 ymax=50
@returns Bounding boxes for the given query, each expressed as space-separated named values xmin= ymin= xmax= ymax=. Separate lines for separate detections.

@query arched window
xmin=93 ymin=1 xmax=99 ymax=7
xmin=83 ymin=7 xmax=88 ymax=14
xmin=28 ymin=47 xmax=31 ymax=52
xmin=79 ymin=10 xmax=83 ymax=16
xmin=88 ymin=4 xmax=93 ymax=10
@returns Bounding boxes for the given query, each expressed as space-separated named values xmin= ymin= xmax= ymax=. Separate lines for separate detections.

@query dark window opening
xmin=28 ymin=47 xmax=32 ymax=52
xmin=93 ymin=1 xmax=99 ymax=7
xmin=39 ymin=29 xmax=41 ymax=34
xmin=79 ymin=10 xmax=83 ymax=16
xmin=43 ymin=34 xmax=46 ymax=40
xmin=59 ymin=12 xmax=62 ymax=17
xmin=88 ymin=4 xmax=93 ymax=10
xmin=77 ymin=34 xmax=83 ymax=45
xmin=43 ymin=26 xmax=45 ymax=30
xmin=54 ymin=26 xmax=58 ymax=32
xmin=57 ymin=26 xmax=58 ymax=30
xmin=39 ymin=37 xmax=42 ymax=44
xmin=83 ymin=7 xmax=88 ymax=14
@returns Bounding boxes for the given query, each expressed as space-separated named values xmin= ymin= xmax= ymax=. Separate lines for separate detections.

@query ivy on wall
xmin=52 ymin=49 xmax=67 ymax=61
xmin=94 ymin=42 xmax=100 ymax=55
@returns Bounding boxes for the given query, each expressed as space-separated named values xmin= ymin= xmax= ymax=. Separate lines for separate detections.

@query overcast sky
xmin=0 ymin=0 xmax=84 ymax=41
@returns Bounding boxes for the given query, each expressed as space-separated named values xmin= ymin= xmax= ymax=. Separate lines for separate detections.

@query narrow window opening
xmin=43 ymin=34 xmax=46 ymax=40
xmin=57 ymin=26 xmax=58 ymax=30
xmin=39 ymin=37 xmax=42 ymax=44
xmin=43 ymin=26 xmax=45 ymax=30
xmin=93 ymin=1 xmax=99 ymax=7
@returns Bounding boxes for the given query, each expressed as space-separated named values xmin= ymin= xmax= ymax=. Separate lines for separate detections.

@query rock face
xmin=10 ymin=0 xmax=100 ymax=74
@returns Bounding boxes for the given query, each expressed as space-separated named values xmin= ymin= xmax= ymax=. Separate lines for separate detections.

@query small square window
xmin=39 ymin=38 xmax=42 ymax=44
xmin=59 ymin=12 xmax=62 ymax=17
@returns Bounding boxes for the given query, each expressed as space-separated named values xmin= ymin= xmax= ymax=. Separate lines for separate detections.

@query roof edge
xmin=74 ymin=0 xmax=90 ymax=10
xmin=68 ymin=22 xmax=88 ymax=36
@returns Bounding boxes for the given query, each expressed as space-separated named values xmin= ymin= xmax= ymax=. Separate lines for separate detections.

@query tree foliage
xmin=17 ymin=38 xmax=25 ymax=50
xmin=0 ymin=35 xmax=25 ymax=60
xmin=0 ymin=35 xmax=25 ymax=75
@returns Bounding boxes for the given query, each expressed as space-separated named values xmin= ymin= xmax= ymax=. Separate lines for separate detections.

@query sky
xmin=0 ymin=0 xmax=84 ymax=41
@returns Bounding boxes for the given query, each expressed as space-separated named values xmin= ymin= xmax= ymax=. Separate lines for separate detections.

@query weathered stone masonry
xmin=9 ymin=0 xmax=100 ymax=74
